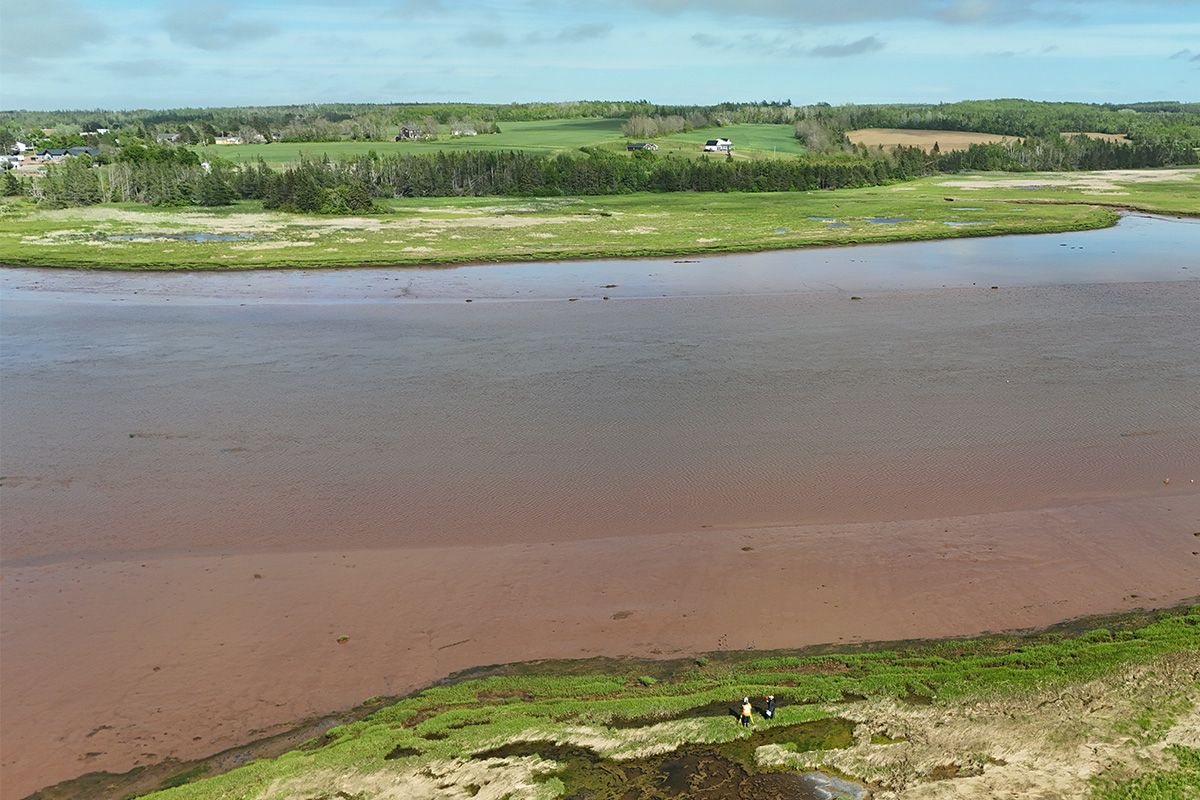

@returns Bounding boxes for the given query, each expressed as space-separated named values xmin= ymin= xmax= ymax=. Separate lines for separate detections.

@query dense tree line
xmin=936 ymin=135 xmax=1198 ymax=171
xmin=6 ymin=99 xmax=1198 ymax=152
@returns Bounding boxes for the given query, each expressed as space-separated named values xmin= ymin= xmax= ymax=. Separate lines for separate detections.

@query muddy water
xmin=1 ymin=216 xmax=1199 ymax=797
xmin=3 ymin=223 xmax=1200 ymax=561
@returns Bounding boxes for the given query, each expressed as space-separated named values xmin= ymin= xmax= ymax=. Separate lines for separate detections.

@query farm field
xmin=638 ymin=123 xmax=808 ymax=160
xmin=198 ymin=120 xmax=808 ymax=166
xmin=37 ymin=606 xmax=1200 ymax=800
xmin=198 ymin=118 xmax=629 ymax=166
xmin=1062 ymin=131 xmax=1133 ymax=142
xmin=2 ymin=169 xmax=1197 ymax=270
xmin=847 ymin=128 xmax=1019 ymax=151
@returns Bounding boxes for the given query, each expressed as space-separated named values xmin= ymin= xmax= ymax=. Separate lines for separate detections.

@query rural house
xmin=626 ymin=142 xmax=659 ymax=151
xmin=703 ymin=138 xmax=733 ymax=152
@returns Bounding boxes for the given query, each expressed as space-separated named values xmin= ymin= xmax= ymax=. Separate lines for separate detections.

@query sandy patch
xmin=31 ymin=207 xmax=593 ymax=237
xmin=402 ymin=246 xmax=434 ymax=253
xmin=229 ymin=241 xmax=315 ymax=251
xmin=527 ymin=232 xmax=556 ymax=238
xmin=940 ymin=168 xmax=1200 ymax=192
xmin=696 ymin=237 xmax=720 ymax=243
xmin=1062 ymin=131 xmax=1132 ymax=143
xmin=260 ymin=758 xmax=558 ymax=800
xmin=609 ymin=226 xmax=658 ymax=235
xmin=771 ymin=651 xmax=1200 ymax=799
xmin=848 ymin=128 xmax=1017 ymax=153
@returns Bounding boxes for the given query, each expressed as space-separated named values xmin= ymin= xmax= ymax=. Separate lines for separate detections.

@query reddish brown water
xmin=2 ymin=218 xmax=1199 ymax=797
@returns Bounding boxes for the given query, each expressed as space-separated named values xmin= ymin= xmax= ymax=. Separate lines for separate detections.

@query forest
xmin=3 ymin=98 xmax=1198 ymax=211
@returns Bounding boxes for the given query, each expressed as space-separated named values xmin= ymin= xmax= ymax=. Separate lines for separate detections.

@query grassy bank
xmin=2 ymin=169 xmax=1197 ymax=271
xmin=36 ymin=605 xmax=1199 ymax=800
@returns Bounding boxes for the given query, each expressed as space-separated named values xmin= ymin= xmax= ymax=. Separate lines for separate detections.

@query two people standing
xmin=738 ymin=694 xmax=776 ymax=727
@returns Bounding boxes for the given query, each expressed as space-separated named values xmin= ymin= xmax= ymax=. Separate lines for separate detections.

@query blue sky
xmin=2 ymin=0 xmax=1198 ymax=110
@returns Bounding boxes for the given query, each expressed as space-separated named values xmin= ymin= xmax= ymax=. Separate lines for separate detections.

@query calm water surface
xmin=2 ymin=215 xmax=1198 ymax=564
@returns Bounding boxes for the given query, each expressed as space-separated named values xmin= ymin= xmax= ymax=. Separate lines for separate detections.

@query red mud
xmin=2 ymin=273 xmax=1198 ymax=797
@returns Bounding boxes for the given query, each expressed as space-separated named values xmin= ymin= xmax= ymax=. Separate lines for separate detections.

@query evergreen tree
xmin=3 ymin=169 xmax=22 ymax=197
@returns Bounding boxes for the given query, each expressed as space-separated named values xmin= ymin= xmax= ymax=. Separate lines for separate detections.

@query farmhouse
xmin=395 ymin=127 xmax=424 ymax=141
xmin=703 ymin=138 xmax=733 ymax=152
xmin=213 ymin=135 xmax=243 ymax=145
xmin=155 ymin=132 xmax=181 ymax=143
xmin=627 ymin=142 xmax=659 ymax=151
xmin=35 ymin=147 xmax=101 ymax=163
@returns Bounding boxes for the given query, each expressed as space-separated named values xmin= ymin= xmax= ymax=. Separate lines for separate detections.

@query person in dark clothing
xmin=764 ymin=694 xmax=776 ymax=719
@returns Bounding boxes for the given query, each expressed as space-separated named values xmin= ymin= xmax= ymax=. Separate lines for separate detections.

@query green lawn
xmin=199 ymin=118 xmax=629 ymax=166
xmin=4 ymin=170 xmax=1197 ymax=271
xmin=198 ymin=120 xmax=808 ymax=167
xmin=648 ymin=123 xmax=808 ymax=160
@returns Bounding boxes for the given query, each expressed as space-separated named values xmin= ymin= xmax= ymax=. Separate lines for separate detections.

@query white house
xmin=703 ymin=138 xmax=733 ymax=153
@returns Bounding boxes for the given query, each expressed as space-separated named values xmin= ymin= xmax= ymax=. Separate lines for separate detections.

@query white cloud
xmin=164 ymin=4 xmax=278 ymax=51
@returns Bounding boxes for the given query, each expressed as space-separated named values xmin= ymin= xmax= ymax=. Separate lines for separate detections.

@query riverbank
xmin=2 ymin=169 xmax=1197 ymax=271
xmin=29 ymin=604 xmax=1200 ymax=800
xmin=3 ymin=255 xmax=1199 ymax=797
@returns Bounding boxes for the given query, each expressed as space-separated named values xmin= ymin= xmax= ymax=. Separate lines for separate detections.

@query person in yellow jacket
xmin=740 ymin=697 xmax=753 ymax=727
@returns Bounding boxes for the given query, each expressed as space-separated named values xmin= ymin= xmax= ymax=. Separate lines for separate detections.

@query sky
xmin=1 ymin=0 xmax=1198 ymax=110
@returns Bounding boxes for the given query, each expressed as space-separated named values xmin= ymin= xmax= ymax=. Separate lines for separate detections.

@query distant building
xmin=155 ymin=132 xmax=181 ymax=143
xmin=395 ymin=127 xmax=424 ymax=141
xmin=451 ymin=128 xmax=477 ymax=137
xmin=12 ymin=141 xmax=30 ymax=154
xmin=213 ymin=135 xmax=243 ymax=145
xmin=626 ymin=142 xmax=659 ymax=151
xmin=703 ymin=138 xmax=733 ymax=153
xmin=36 ymin=147 xmax=100 ymax=162
xmin=85 ymin=128 xmax=110 ymax=135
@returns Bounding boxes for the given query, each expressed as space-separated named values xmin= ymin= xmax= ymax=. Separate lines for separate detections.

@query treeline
xmin=6 ymin=98 xmax=1198 ymax=150
xmin=23 ymin=148 xmax=932 ymax=209
xmin=622 ymin=113 xmax=711 ymax=138
xmin=937 ymin=135 xmax=1198 ymax=171
xmin=18 ymin=133 xmax=1198 ymax=211
xmin=791 ymin=99 xmax=1200 ymax=148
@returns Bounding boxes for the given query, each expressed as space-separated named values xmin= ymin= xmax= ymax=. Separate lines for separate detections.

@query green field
xmin=650 ymin=123 xmax=808 ymax=160
xmin=199 ymin=118 xmax=628 ymax=166
xmin=40 ymin=606 xmax=1200 ymax=800
xmin=3 ymin=169 xmax=1197 ymax=270
xmin=197 ymin=120 xmax=805 ymax=166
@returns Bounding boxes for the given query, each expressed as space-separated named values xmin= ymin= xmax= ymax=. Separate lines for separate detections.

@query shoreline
xmin=25 ymin=599 xmax=1200 ymax=800
xmin=0 ymin=202 xmax=1125 ymax=273
xmin=6 ymin=494 xmax=1200 ymax=798
xmin=3 ymin=170 xmax=1196 ymax=272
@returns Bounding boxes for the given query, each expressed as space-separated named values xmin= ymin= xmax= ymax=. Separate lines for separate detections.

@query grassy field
xmin=197 ymin=120 xmax=805 ymax=166
xmin=200 ymin=118 xmax=629 ymax=166
xmin=643 ymin=123 xmax=807 ymax=160
xmin=38 ymin=606 xmax=1200 ymax=800
xmin=3 ymin=169 xmax=1197 ymax=271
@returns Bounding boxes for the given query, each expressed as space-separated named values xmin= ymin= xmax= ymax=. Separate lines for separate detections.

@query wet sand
xmin=2 ymin=221 xmax=1200 ymax=796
